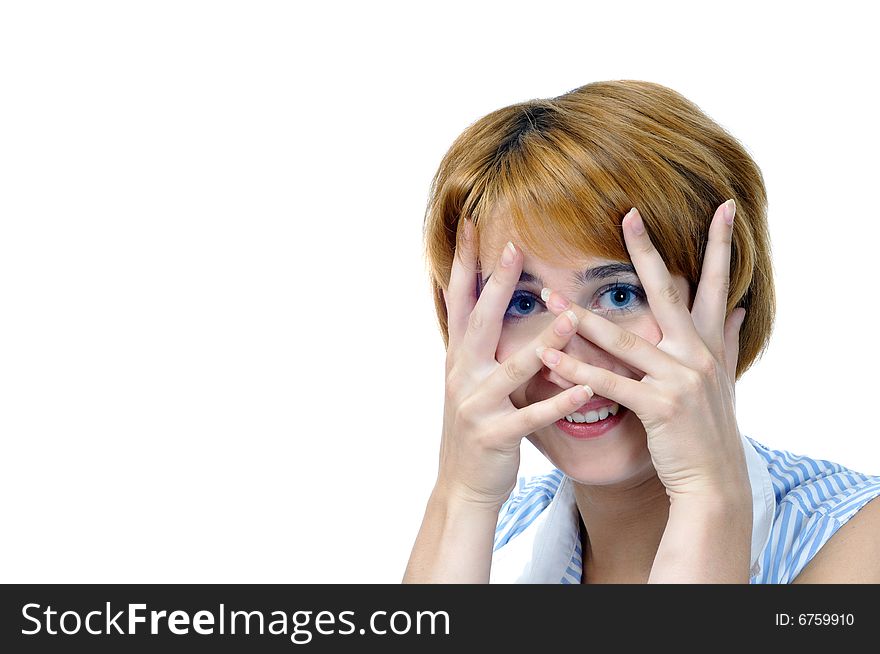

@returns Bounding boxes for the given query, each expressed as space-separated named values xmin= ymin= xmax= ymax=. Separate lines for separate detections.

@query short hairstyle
xmin=423 ymin=80 xmax=775 ymax=380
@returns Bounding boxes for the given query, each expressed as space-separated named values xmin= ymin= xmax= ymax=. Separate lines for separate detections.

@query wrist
xmin=668 ymin=488 xmax=753 ymax=540
xmin=667 ymin=493 xmax=752 ymax=537
xmin=666 ymin=473 xmax=753 ymax=515
xmin=650 ymin=488 xmax=752 ymax=584
xmin=431 ymin=480 xmax=506 ymax=516
xmin=402 ymin=481 xmax=500 ymax=584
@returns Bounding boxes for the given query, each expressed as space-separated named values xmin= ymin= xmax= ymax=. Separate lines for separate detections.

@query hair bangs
xmin=476 ymin=131 xmax=631 ymax=268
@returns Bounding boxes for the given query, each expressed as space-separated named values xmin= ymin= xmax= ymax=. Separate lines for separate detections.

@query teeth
xmin=564 ymin=403 xmax=620 ymax=423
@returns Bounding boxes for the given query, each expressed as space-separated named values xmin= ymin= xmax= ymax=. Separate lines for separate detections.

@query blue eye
xmin=596 ymin=283 xmax=645 ymax=314
xmin=501 ymin=282 xmax=646 ymax=324
xmin=504 ymin=290 xmax=543 ymax=322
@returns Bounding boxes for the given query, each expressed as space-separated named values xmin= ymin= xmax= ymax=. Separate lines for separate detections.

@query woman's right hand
xmin=436 ymin=218 xmax=594 ymax=512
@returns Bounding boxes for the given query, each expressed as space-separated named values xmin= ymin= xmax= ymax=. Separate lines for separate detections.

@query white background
xmin=1 ymin=1 xmax=877 ymax=583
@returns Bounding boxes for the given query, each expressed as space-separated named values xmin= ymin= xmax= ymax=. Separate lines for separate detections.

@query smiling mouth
xmin=553 ymin=403 xmax=628 ymax=440
xmin=563 ymin=402 xmax=620 ymax=423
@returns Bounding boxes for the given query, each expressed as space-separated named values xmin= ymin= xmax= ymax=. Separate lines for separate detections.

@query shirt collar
xmin=489 ymin=433 xmax=776 ymax=583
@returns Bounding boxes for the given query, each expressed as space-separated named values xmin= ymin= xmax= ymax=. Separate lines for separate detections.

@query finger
xmin=691 ymin=200 xmax=736 ymax=349
xmin=536 ymin=347 xmax=654 ymax=415
xmin=460 ymin=240 xmax=524 ymax=362
xmin=623 ymin=207 xmax=700 ymax=343
xmin=493 ymin=382 xmax=595 ymax=443
xmin=478 ymin=309 xmax=580 ymax=401
xmin=723 ymin=307 xmax=746 ymax=385
xmin=541 ymin=287 xmax=681 ymax=382
xmin=547 ymin=369 xmax=576 ymax=389
xmin=445 ymin=218 xmax=478 ymax=349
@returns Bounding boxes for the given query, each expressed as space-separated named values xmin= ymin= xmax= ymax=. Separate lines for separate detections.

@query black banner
xmin=1 ymin=584 xmax=875 ymax=651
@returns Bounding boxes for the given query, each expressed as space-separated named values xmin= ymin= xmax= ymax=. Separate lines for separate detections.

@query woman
xmin=403 ymin=80 xmax=880 ymax=584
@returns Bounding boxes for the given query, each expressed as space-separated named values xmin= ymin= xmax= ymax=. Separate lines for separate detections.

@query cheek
xmin=638 ymin=319 xmax=663 ymax=346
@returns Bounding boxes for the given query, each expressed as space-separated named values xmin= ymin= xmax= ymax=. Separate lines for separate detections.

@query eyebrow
xmin=480 ymin=262 xmax=638 ymax=289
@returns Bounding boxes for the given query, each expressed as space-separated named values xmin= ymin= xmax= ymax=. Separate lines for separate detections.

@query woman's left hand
xmin=537 ymin=200 xmax=750 ymax=505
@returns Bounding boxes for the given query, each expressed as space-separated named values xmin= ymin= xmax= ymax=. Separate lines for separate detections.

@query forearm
xmin=648 ymin=495 xmax=752 ymax=584
xmin=402 ymin=484 xmax=500 ymax=584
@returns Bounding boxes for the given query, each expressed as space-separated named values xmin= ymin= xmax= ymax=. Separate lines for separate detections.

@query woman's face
xmin=478 ymin=223 xmax=693 ymax=486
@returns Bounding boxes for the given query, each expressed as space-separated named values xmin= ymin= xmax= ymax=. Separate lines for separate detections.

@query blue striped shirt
xmin=490 ymin=435 xmax=880 ymax=584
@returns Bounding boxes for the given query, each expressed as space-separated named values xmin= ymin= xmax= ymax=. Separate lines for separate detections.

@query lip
xmin=570 ymin=394 xmax=618 ymax=415
xmin=555 ymin=404 xmax=627 ymax=440
xmin=537 ymin=371 xmax=620 ymax=415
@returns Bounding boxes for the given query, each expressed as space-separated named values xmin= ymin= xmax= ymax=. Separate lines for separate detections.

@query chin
xmin=527 ymin=412 xmax=655 ymax=486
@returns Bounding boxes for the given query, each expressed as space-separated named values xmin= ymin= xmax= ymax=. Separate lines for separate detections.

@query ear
xmin=723 ymin=308 xmax=747 ymax=386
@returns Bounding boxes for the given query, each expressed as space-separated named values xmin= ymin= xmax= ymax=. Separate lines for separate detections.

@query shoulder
xmin=791 ymin=493 xmax=880 ymax=583
xmin=745 ymin=436 xmax=880 ymax=583
xmin=493 ymin=469 xmax=564 ymax=551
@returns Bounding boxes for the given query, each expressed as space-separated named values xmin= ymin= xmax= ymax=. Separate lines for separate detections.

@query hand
xmin=537 ymin=201 xmax=750 ymax=503
xmin=437 ymin=219 xmax=595 ymax=511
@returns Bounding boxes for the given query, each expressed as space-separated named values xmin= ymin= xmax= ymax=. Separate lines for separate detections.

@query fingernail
xmin=552 ymin=296 xmax=571 ymax=312
xmin=540 ymin=348 xmax=560 ymax=366
xmin=627 ymin=208 xmax=644 ymax=235
xmin=501 ymin=241 xmax=516 ymax=267
xmin=542 ymin=287 xmax=570 ymax=312
xmin=572 ymin=384 xmax=594 ymax=404
xmin=535 ymin=345 xmax=546 ymax=359
xmin=554 ymin=310 xmax=578 ymax=335
xmin=724 ymin=199 xmax=736 ymax=226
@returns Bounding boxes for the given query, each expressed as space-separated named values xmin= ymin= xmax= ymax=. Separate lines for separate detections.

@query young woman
xmin=403 ymin=80 xmax=880 ymax=584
